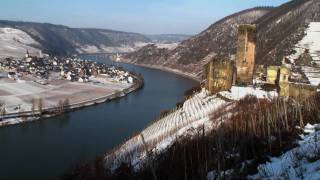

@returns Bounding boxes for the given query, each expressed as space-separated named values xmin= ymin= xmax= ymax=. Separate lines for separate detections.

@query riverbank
xmin=0 ymin=74 xmax=144 ymax=128
xmin=132 ymin=63 xmax=201 ymax=82
xmin=105 ymin=57 xmax=201 ymax=82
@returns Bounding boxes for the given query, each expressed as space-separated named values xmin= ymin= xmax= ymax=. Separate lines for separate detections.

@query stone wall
xmin=288 ymin=83 xmax=317 ymax=101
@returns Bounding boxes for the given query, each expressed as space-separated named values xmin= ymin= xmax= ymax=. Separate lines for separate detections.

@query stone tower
xmin=205 ymin=58 xmax=234 ymax=95
xmin=235 ymin=24 xmax=257 ymax=85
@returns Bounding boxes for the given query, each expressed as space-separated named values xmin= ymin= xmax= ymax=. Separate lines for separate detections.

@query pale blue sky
xmin=0 ymin=0 xmax=288 ymax=34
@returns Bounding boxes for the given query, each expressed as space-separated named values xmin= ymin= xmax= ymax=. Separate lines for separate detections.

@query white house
xmin=8 ymin=72 xmax=16 ymax=79
xmin=78 ymin=77 xmax=88 ymax=83
xmin=78 ymin=77 xmax=84 ymax=83
xmin=128 ymin=76 xmax=134 ymax=83
xmin=66 ymin=74 xmax=72 ymax=81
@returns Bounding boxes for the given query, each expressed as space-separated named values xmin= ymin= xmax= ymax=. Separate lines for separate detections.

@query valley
xmin=1 ymin=0 xmax=320 ymax=179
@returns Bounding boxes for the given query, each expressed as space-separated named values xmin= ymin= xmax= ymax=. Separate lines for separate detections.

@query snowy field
xmin=0 ymin=76 xmax=131 ymax=114
xmin=0 ymin=27 xmax=40 ymax=58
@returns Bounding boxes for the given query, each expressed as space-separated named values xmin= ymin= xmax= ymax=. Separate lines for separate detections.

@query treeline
xmin=60 ymin=93 xmax=320 ymax=180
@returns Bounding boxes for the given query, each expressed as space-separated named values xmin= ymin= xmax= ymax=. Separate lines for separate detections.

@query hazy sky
xmin=1 ymin=0 xmax=288 ymax=34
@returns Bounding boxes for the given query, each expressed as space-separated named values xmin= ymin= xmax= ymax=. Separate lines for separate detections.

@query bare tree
xmin=63 ymin=98 xmax=70 ymax=111
xmin=0 ymin=102 xmax=6 ymax=119
xmin=38 ymin=98 xmax=43 ymax=116
xmin=31 ymin=98 xmax=36 ymax=115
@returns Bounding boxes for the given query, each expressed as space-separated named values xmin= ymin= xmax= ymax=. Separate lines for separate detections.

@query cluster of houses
xmin=0 ymin=51 xmax=134 ymax=84
xmin=204 ymin=24 xmax=318 ymax=101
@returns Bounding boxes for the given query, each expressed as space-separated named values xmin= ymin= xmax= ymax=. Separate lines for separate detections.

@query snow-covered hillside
xmin=287 ymin=22 xmax=320 ymax=86
xmin=104 ymin=90 xmax=231 ymax=169
xmin=249 ymin=123 xmax=320 ymax=180
xmin=76 ymin=42 xmax=149 ymax=54
xmin=288 ymin=22 xmax=320 ymax=62
xmin=0 ymin=27 xmax=40 ymax=58
xmin=104 ymin=86 xmax=279 ymax=170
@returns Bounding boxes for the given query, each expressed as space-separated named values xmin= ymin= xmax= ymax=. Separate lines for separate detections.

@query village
xmin=0 ymin=51 xmax=138 ymax=125
xmin=0 ymin=51 xmax=134 ymax=83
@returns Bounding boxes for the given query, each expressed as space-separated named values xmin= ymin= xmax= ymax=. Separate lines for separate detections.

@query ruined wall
xmin=205 ymin=59 xmax=234 ymax=95
xmin=279 ymin=66 xmax=290 ymax=97
xmin=236 ymin=24 xmax=257 ymax=85
xmin=287 ymin=83 xmax=317 ymax=101
xmin=267 ymin=66 xmax=279 ymax=85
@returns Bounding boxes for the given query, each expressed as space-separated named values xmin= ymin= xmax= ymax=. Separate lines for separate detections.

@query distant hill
xmin=0 ymin=20 xmax=151 ymax=56
xmin=125 ymin=7 xmax=274 ymax=79
xmin=146 ymin=34 xmax=192 ymax=43
xmin=126 ymin=0 xmax=320 ymax=80
xmin=0 ymin=27 xmax=41 ymax=58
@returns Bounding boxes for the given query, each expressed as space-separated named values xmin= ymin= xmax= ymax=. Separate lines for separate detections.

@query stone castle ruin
xmin=204 ymin=24 xmax=317 ymax=101
xmin=235 ymin=24 xmax=257 ymax=85
xmin=204 ymin=24 xmax=257 ymax=94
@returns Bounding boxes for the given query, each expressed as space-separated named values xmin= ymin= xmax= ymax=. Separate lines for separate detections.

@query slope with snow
xmin=287 ymin=22 xmax=320 ymax=86
xmin=104 ymin=90 xmax=231 ymax=169
xmin=0 ymin=27 xmax=40 ymax=58
xmin=249 ymin=123 xmax=320 ymax=180
xmin=104 ymin=87 xmax=278 ymax=170
xmin=288 ymin=22 xmax=320 ymax=62
xmin=76 ymin=42 xmax=150 ymax=54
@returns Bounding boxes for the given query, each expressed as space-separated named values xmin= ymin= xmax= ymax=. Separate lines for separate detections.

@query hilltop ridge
xmin=125 ymin=0 xmax=320 ymax=79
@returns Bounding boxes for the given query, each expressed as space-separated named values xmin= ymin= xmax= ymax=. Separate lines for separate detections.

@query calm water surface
xmin=0 ymin=56 xmax=198 ymax=180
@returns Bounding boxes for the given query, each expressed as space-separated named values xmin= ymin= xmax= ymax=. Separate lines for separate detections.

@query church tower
xmin=25 ymin=50 xmax=30 ymax=58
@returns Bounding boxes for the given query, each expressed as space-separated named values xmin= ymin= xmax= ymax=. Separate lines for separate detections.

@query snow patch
xmin=219 ymin=86 xmax=278 ymax=101
xmin=77 ymin=42 xmax=150 ymax=54
xmin=249 ymin=123 xmax=320 ymax=180
xmin=155 ymin=43 xmax=178 ymax=50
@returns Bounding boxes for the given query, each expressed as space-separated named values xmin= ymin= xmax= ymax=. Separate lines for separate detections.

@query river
xmin=0 ymin=55 xmax=198 ymax=180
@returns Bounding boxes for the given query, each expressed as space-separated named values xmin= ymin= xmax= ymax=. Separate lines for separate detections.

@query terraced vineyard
xmin=104 ymin=91 xmax=233 ymax=169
